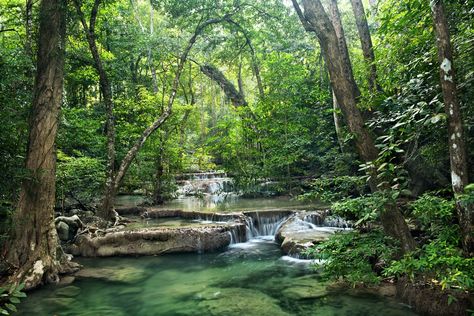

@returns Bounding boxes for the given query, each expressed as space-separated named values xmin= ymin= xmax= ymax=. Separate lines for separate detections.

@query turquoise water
xmin=18 ymin=237 xmax=417 ymax=316
xmin=115 ymin=195 xmax=327 ymax=213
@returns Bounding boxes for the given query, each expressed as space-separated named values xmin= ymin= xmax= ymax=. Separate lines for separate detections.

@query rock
xmin=276 ymin=216 xmax=345 ymax=256
xmin=42 ymin=297 xmax=76 ymax=309
xmin=281 ymin=275 xmax=328 ymax=300
xmin=55 ymin=285 xmax=81 ymax=297
xmin=56 ymin=221 xmax=70 ymax=241
xmin=58 ymin=276 xmax=76 ymax=285
xmin=75 ymin=266 xmax=147 ymax=283
xmin=117 ymin=287 xmax=143 ymax=296
xmin=197 ymin=287 xmax=290 ymax=316
xmin=70 ymin=225 xmax=236 ymax=257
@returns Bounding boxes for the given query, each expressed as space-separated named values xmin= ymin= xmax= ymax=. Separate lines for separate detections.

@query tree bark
xmin=200 ymin=63 xmax=248 ymax=108
xmin=431 ymin=0 xmax=472 ymax=254
xmin=292 ymin=0 xmax=415 ymax=253
xmin=6 ymin=0 xmax=68 ymax=290
xmin=350 ymin=0 xmax=379 ymax=92
xmin=73 ymin=0 xmax=117 ymax=220
xmin=328 ymin=0 xmax=360 ymax=99
xmin=332 ymin=89 xmax=344 ymax=153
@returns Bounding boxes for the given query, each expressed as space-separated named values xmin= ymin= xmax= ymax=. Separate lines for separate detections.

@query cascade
xmin=242 ymin=211 xmax=293 ymax=239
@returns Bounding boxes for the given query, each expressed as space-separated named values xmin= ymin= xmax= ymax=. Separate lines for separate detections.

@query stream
xmin=17 ymin=173 xmax=418 ymax=315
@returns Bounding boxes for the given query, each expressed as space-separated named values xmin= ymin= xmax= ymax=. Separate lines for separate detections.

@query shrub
xmin=304 ymin=230 xmax=398 ymax=286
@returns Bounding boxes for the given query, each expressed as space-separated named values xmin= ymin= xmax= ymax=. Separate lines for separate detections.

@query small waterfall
xmin=243 ymin=211 xmax=292 ymax=239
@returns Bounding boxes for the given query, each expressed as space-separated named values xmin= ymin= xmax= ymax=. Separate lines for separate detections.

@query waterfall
xmin=242 ymin=211 xmax=292 ymax=239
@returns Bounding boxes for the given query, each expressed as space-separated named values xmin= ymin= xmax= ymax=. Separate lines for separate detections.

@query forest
xmin=0 ymin=0 xmax=473 ymax=315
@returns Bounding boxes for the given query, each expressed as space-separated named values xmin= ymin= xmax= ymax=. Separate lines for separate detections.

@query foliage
xmin=298 ymin=176 xmax=367 ymax=203
xmin=330 ymin=191 xmax=399 ymax=227
xmin=56 ymin=151 xmax=105 ymax=206
xmin=385 ymin=240 xmax=474 ymax=291
xmin=305 ymin=230 xmax=398 ymax=286
xmin=0 ymin=283 xmax=26 ymax=315
xmin=410 ymin=193 xmax=458 ymax=243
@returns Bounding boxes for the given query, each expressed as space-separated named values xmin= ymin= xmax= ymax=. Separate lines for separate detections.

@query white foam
xmin=279 ymin=256 xmax=324 ymax=265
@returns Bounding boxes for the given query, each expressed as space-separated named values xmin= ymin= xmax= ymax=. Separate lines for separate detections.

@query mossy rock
xmin=281 ymin=276 xmax=328 ymax=300
xmin=55 ymin=285 xmax=81 ymax=297
xmin=197 ymin=287 xmax=290 ymax=316
xmin=75 ymin=266 xmax=147 ymax=284
xmin=117 ymin=287 xmax=143 ymax=296
xmin=43 ymin=297 xmax=77 ymax=309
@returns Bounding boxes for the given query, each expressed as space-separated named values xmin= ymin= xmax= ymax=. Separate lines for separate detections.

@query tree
xmin=350 ymin=0 xmax=380 ymax=92
xmin=431 ymin=0 xmax=472 ymax=254
xmin=292 ymin=0 xmax=415 ymax=253
xmin=74 ymin=0 xmax=229 ymax=220
xmin=5 ymin=0 xmax=75 ymax=289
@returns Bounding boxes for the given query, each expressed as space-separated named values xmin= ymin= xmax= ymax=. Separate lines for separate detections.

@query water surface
xmin=18 ymin=237 xmax=417 ymax=316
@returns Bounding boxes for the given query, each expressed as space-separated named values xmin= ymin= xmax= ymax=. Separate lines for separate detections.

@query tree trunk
xmin=6 ymin=0 xmax=68 ymax=290
xmin=328 ymin=0 xmax=360 ymax=99
xmin=73 ymin=0 xmax=117 ymax=220
xmin=200 ymin=63 xmax=247 ymax=107
xmin=431 ymin=0 xmax=472 ymax=254
xmin=332 ymin=89 xmax=344 ymax=153
xmin=350 ymin=0 xmax=379 ymax=92
xmin=152 ymin=136 xmax=165 ymax=205
xmin=292 ymin=0 xmax=415 ymax=253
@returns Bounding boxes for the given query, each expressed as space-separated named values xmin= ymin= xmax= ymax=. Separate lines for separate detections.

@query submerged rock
xmin=281 ymin=276 xmax=328 ymax=300
xmin=42 ymin=297 xmax=77 ymax=309
xmin=55 ymin=285 xmax=81 ymax=297
xmin=75 ymin=266 xmax=147 ymax=283
xmin=197 ymin=287 xmax=290 ymax=316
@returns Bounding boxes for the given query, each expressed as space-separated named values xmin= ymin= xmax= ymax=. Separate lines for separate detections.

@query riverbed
xmin=18 ymin=190 xmax=417 ymax=315
xmin=18 ymin=234 xmax=416 ymax=315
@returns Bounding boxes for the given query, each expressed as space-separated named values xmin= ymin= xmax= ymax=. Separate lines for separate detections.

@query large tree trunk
xmin=6 ymin=0 xmax=69 ymax=290
xmin=73 ymin=0 xmax=117 ymax=220
xmin=350 ymin=0 xmax=379 ymax=92
xmin=328 ymin=0 xmax=360 ymax=99
xmin=431 ymin=0 xmax=472 ymax=254
xmin=292 ymin=0 xmax=415 ymax=253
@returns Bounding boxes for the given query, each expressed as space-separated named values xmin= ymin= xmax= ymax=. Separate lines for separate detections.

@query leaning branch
xmin=113 ymin=16 xmax=229 ymax=190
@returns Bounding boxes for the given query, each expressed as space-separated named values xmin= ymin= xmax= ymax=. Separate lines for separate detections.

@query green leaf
xmin=9 ymin=297 xmax=20 ymax=304
xmin=5 ymin=304 xmax=16 ymax=312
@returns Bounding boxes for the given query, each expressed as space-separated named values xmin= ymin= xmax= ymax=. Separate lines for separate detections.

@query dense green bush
xmin=56 ymin=151 xmax=105 ymax=207
xmin=385 ymin=240 xmax=474 ymax=291
xmin=298 ymin=176 xmax=367 ymax=203
xmin=305 ymin=230 xmax=397 ymax=286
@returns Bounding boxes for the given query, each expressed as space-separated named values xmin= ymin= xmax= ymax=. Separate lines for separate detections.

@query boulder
xmin=56 ymin=221 xmax=70 ymax=241
xmin=276 ymin=216 xmax=344 ymax=257
xmin=68 ymin=225 xmax=242 ymax=257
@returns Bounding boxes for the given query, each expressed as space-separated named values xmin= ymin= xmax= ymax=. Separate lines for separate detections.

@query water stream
xmin=17 ymin=173 xmax=418 ymax=315
xmin=18 ymin=236 xmax=416 ymax=316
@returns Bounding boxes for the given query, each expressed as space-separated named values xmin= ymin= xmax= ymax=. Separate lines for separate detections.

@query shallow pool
xmin=18 ymin=237 xmax=417 ymax=316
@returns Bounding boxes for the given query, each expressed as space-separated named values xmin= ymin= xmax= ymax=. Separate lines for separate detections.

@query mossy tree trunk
xmin=6 ymin=0 xmax=67 ymax=290
xmin=431 ymin=0 xmax=472 ymax=254
xmin=292 ymin=0 xmax=415 ymax=253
